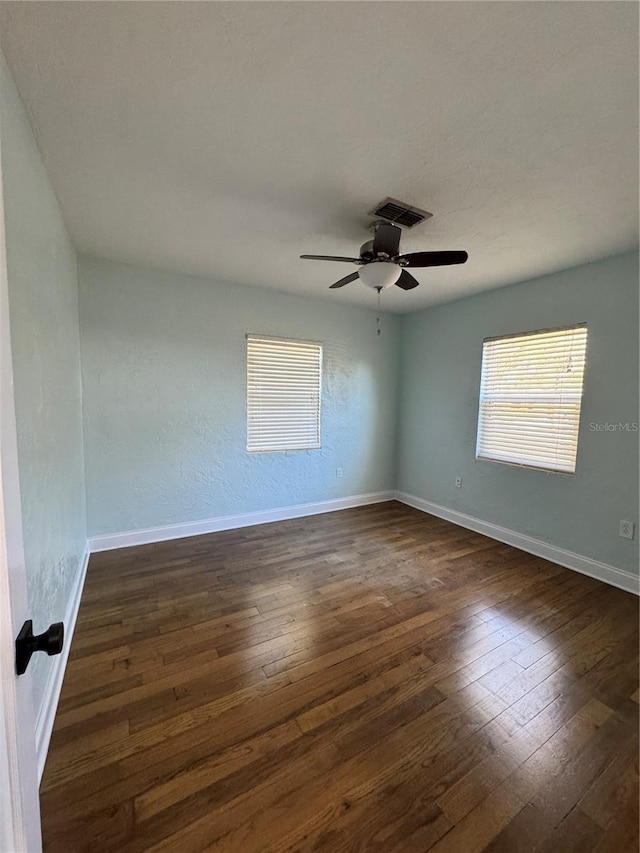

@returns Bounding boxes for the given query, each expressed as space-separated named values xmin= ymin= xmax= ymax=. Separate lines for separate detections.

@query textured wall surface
xmin=0 ymin=53 xmax=86 ymax=713
xmin=397 ymin=251 xmax=639 ymax=573
xmin=79 ymin=256 xmax=399 ymax=536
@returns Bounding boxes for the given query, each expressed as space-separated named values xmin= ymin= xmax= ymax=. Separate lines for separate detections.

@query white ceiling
xmin=1 ymin=2 xmax=638 ymax=313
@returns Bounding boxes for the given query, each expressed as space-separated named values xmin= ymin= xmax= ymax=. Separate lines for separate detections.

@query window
xmin=476 ymin=324 xmax=588 ymax=474
xmin=247 ymin=335 xmax=322 ymax=452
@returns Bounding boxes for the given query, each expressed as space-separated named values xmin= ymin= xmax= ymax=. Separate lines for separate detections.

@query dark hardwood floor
xmin=40 ymin=501 xmax=639 ymax=852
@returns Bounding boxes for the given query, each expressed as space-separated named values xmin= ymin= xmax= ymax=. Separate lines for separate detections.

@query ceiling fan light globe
xmin=358 ymin=262 xmax=401 ymax=290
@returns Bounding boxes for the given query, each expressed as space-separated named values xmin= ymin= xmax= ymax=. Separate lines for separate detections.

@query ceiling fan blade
xmin=394 ymin=270 xmax=420 ymax=290
xmin=329 ymin=272 xmax=360 ymax=289
xmin=396 ymin=250 xmax=468 ymax=267
xmin=300 ymin=254 xmax=362 ymax=263
xmin=372 ymin=222 xmax=402 ymax=257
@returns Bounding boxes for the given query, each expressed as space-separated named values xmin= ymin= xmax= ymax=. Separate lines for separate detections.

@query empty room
xmin=0 ymin=2 xmax=638 ymax=852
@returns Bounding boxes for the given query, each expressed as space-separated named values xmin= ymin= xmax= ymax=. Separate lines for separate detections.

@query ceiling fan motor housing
xmin=359 ymin=239 xmax=375 ymax=260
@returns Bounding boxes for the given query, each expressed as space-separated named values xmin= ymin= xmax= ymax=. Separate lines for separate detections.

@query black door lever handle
xmin=15 ymin=620 xmax=64 ymax=675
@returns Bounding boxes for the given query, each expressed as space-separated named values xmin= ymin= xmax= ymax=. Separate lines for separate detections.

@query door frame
xmin=0 ymin=109 xmax=42 ymax=852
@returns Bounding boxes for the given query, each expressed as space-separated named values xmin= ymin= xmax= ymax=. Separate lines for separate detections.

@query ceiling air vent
xmin=368 ymin=197 xmax=433 ymax=229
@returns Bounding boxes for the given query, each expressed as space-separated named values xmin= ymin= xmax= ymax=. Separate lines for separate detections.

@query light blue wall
xmin=80 ymin=252 xmax=638 ymax=578
xmin=78 ymin=255 xmax=399 ymax=536
xmin=0 ymin=53 xmax=86 ymax=713
xmin=397 ymin=251 xmax=639 ymax=574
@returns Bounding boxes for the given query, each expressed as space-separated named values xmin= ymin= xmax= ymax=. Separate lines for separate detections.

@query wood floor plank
xmin=40 ymin=502 xmax=639 ymax=852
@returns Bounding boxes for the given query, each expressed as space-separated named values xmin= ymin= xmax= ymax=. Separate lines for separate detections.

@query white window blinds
xmin=247 ymin=335 xmax=322 ymax=452
xmin=476 ymin=325 xmax=588 ymax=474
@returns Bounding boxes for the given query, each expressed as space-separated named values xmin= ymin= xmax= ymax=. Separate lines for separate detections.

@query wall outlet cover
xmin=619 ymin=520 xmax=635 ymax=540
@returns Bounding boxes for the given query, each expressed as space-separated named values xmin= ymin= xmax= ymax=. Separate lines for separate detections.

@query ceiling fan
xmin=300 ymin=221 xmax=468 ymax=291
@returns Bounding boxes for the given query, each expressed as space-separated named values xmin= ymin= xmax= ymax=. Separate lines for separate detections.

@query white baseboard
xmin=35 ymin=541 xmax=90 ymax=783
xmin=88 ymin=491 xmax=396 ymax=553
xmin=394 ymin=491 xmax=639 ymax=596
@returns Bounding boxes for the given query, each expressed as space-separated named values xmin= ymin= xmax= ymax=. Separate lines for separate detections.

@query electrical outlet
xmin=455 ymin=477 xmax=462 ymax=488
xmin=619 ymin=520 xmax=635 ymax=540
xmin=336 ymin=468 xmax=342 ymax=479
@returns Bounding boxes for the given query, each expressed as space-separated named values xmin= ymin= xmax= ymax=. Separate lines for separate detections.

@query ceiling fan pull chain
xmin=376 ymin=287 xmax=382 ymax=336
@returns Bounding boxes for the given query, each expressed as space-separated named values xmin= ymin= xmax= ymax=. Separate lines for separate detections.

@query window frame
xmin=475 ymin=323 xmax=588 ymax=475
xmin=246 ymin=333 xmax=323 ymax=454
